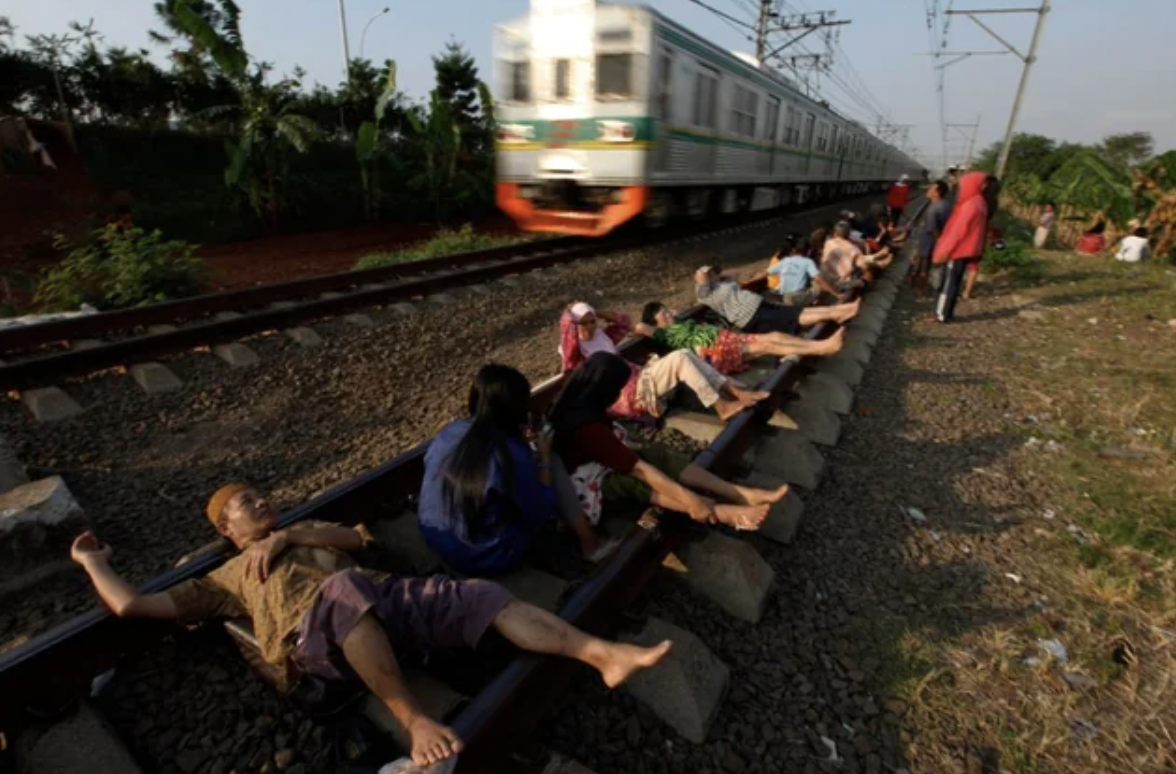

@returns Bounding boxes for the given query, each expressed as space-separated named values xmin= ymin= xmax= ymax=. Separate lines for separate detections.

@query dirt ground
xmin=543 ymin=248 xmax=1176 ymax=774
xmin=198 ymin=215 xmax=522 ymax=291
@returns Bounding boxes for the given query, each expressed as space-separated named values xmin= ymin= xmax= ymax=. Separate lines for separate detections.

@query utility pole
xmin=759 ymin=10 xmax=850 ymax=64
xmin=337 ymin=0 xmax=353 ymax=83
xmin=945 ymin=2 xmax=1051 ymax=179
xmin=755 ymin=0 xmax=773 ymax=63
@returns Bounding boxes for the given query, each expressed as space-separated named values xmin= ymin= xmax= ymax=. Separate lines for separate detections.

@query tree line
xmin=971 ymin=131 xmax=1176 ymax=259
xmin=0 ymin=0 xmax=496 ymax=237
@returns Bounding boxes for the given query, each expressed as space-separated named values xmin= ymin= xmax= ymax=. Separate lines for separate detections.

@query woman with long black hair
xmin=418 ymin=364 xmax=606 ymax=574
xmin=549 ymin=352 xmax=788 ymax=531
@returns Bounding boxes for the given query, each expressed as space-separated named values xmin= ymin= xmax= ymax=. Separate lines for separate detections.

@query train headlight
xmin=597 ymin=120 xmax=635 ymax=143
xmin=497 ymin=124 xmax=535 ymax=144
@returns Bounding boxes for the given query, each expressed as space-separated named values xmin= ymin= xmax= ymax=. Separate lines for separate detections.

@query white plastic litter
xmin=379 ymin=758 xmax=456 ymax=774
xmin=1037 ymin=638 xmax=1069 ymax=663
xmin=1043 ymin=509 xmax=1056 ymax=520
xmin=1004 ymin=573 xmax=1023 ymax=584
xmin=820 ymin=736 xmax=841 ymax=763
xmin=900 ymin=505 xmax=927 ymax=524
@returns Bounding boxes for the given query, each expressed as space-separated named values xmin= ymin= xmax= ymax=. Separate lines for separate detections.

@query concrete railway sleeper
xmin=1 ymin=202 xmax=927 ymax=774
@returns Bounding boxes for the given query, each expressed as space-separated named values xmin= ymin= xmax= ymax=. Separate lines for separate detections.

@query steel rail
xmin=0 ymin=208 xmax=789 ymax=391
xmin=0 ymin=236 xmax=583 ymax=354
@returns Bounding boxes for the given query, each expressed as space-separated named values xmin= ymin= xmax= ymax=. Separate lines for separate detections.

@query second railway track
xmin=0 ymin=207 xmax=816 ymax=392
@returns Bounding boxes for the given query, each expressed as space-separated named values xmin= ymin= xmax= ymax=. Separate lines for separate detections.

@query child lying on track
xmin=634 ymin=301 xmax=844 ymax=375
xmin=70 ymin=486 xmax=671 ymax=768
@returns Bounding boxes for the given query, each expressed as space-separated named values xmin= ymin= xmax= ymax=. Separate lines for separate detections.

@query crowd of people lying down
xmin=69 ymin=218 xmax=907 ymax=767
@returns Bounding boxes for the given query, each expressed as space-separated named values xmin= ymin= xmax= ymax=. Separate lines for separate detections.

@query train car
xmin=494 ymin=0 xmax=923 ymax=236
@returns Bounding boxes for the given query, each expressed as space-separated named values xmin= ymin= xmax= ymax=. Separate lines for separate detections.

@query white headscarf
xmin=569 ymin=302 xmax=619 ymax=358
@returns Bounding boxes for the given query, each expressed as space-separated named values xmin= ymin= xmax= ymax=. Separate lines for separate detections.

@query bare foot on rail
xmin=813 ymin=328 xmax=846 ymax=356
xmin=598 ymin=639 xmax=674 ymax=688
xmin=836 ymin=298 xmax=862 ymax=322
xmin=406 ymin=716 xmax=464 ymax=767
xmin=714 ymin=503 xmax=770 ymax=531
xmin=732 ymin=482 xmax=790 ymax=506
xmin=728 ymin=383 xmax=771 ymax=404
xmin=715 ymin=397 xmax=750 ymax=422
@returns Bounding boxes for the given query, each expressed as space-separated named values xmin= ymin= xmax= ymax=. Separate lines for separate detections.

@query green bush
xmin=35 ymin=226 xmax=208 ymax=311
xmin=984 ymin=238 xmax=1034 ymax=271
xmin=355 ymin=224 xmax=529 ymax=270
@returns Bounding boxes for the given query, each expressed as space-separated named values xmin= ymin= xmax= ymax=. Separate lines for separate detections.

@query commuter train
xmin=494 ymin=0 xmax=924 ymax=236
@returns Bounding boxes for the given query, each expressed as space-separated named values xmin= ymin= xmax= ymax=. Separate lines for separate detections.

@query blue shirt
xmin=919 ymin=200 xmax=952 ymax=256
xmin=417 ymin=419 xmax=556 ymax=574
xmin=768 ymin=255 xmax=819 ymax=293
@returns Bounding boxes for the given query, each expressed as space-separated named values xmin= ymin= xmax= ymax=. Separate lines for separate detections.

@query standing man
xmin=932 ymin=172 xmax=990 ymax=323
xmin=909 ymin=180 xmax=952 ymax=295
xmin=1034 ymin=203 xmax=1056 ymax=249
xmin=887 ymin=174 xmax=912 ymax=223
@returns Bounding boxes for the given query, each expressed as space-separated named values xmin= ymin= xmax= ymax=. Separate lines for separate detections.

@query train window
xmin=596 ymin=53 xmax=632 ymax=100
xmin=692 ymin=66 xmax=719 ymax=129
xmin=554 ymin=59 xmax=572 ymax=101
xmin=730 ymin=84 xmax=758 ymax=138
xmin=803 ymin=113 xmax=815 ymax=149
xmin=506 ymin=61 xmax=531 ymax=103
xmin=656 ymin=51 xmax=673 ymax=122
xmin=765 ymin=96 xmax=780 ymax=143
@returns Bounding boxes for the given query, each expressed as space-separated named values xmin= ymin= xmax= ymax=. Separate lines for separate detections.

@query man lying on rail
xmin=70 ymin=487 xmax=672 ymax=767
xmin=693 ymin=265 xmax=861 ymax=336
xmin=634 ymin=301 xmax=845 ymax=375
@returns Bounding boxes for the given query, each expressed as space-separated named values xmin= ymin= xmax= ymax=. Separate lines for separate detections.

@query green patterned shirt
xmin=651 ymin=320 xmax=721 ymax=351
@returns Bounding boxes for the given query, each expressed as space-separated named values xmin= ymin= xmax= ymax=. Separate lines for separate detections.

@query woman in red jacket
xmin=933 ymin=171 xmax=990 ymax=323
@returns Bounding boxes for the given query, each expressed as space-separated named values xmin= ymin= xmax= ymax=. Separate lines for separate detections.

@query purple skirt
xmin=291 ymin=570 xmax=514 ymax=682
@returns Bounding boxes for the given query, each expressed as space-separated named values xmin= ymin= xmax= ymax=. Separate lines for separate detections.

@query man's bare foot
xmin=813 ymin=328 xmax=845 ymax=355
xmin=599 ymin=639 xmax=674 ymax=688
xmin=724 ymin=383 xmax=771 ymax=404
xmin=838 ymin=298 xmax=862 ymax=321
xmin=407 ymin=716 xmax=464 ymax=767
xmin=715 ymin=397 xmax=748 ymax=422
xmin=714 ymin=503 xmax=770 ymax=531
xmin=732 ymin=482 xmax=790 ymax=506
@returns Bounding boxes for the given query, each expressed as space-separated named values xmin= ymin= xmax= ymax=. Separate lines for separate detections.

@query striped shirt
xmin=821 ymin=238 xmax=861 ymax=281
xmin=695 ymin=279 xmax=763 ymax=329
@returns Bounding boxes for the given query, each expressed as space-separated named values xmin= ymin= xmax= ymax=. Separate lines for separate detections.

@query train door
xmin=653 ymin=49 xmax=674 ymax=175
xmin=692 ymin=64 xmax=719 ymax=175
xmin=765 ymin=96 xmax=781 ymax=176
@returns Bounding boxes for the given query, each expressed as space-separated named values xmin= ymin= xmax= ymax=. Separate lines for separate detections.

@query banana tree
xmin=168 ymin=0 xmax=320 ymax=230
xmin=407 ymin=89 xmax=462 ymax=224
xmin=355 ymin=61 xmax=397 ymax=221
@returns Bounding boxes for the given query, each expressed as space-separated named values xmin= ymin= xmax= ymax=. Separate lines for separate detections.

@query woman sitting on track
xmin=418 ymin=364 xmax=615 ymax=574
xmin=550 ymin=352 xmax=788 ymax=531
xmin=559 ymin=302 xmax=768 ymax=422
xmin=633 ymin=301 xmax=844 ymax=375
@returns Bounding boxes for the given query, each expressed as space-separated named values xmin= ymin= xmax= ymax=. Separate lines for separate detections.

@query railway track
xmin=0 ymin=205 xmax=816 ymax=392
xmin=1 ymin=199 xmax=926 ymax=774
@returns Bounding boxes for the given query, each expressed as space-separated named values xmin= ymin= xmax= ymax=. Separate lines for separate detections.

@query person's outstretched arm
xmin=72 ymin=532 xmax=178 ymax=619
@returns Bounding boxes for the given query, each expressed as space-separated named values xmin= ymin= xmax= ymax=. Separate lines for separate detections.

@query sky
xmin=7 ymin=0 xmax=1176 ymax=169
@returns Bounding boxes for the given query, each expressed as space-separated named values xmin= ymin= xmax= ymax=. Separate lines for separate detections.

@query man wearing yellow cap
xmin=70 ymin=483 xmax=671 ymax=768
